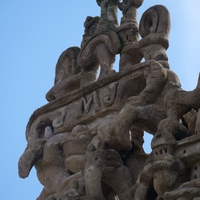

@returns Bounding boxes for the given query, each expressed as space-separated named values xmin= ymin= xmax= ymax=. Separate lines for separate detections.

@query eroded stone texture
xmin=19 ymin=0 xmax=200 ymax=199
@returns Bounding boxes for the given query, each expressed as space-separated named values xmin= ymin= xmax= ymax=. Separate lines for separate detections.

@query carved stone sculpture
xmin=19 ymin=0 xmax=200 ymax=199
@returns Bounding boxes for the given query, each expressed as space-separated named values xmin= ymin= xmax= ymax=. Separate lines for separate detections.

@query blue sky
xmin=1 ymin=1 xmax=200 ymax=199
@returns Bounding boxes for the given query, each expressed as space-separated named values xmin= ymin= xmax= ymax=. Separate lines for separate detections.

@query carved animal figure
xmin=114 ymin=62 xmax=200 ymax=152
xmin=84 ymin=142 xmax=133 ymax=200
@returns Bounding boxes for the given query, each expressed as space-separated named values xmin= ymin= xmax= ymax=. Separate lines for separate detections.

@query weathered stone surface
xmin=19 ymin=0 xmax=200 ymax=199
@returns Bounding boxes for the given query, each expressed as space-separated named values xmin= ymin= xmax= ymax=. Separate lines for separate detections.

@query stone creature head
xmin=81 ymin=16 xmax=100 ymax=48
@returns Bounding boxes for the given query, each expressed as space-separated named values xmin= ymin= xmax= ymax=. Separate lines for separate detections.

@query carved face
xmin=88 ymin=23 xmax=98 ymax=36
xmin=84 ymin=16 xmax=99 ymax=37
xmin=44 ymin=126 xmax=54 ymax=139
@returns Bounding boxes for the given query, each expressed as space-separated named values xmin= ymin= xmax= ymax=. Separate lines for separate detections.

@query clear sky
xmin=1 ymin=1 xmax=200 ymax=199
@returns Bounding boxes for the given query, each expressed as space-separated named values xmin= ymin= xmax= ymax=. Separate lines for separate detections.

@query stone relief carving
xmin=46 ymin=47 xmax=81 ymax=102
xmin=19 ymin=0 xmax=200 ymax=199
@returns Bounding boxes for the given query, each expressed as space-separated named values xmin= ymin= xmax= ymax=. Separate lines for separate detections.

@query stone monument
xmin=19 ymin=0 xmax=200 ymax=199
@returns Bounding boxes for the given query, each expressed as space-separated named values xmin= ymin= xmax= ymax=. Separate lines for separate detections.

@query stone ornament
xmin=19 ymin=0 xmax=200 ymax=199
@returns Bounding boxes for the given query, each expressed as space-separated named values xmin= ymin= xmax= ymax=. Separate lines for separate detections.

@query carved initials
xmin=81 ymin=95 xmax=93 ymax=114
xmin=103 ymin=82 xmax=118 ymax=107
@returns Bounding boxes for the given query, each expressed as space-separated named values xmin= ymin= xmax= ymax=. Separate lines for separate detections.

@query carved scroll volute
xmin=139 ymin=5 xmax=171 ymax=68
xmin=139 ymin=5 xmax=170 ymax=39
xmin=46 ymin=47 xmax=81 ymax=102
